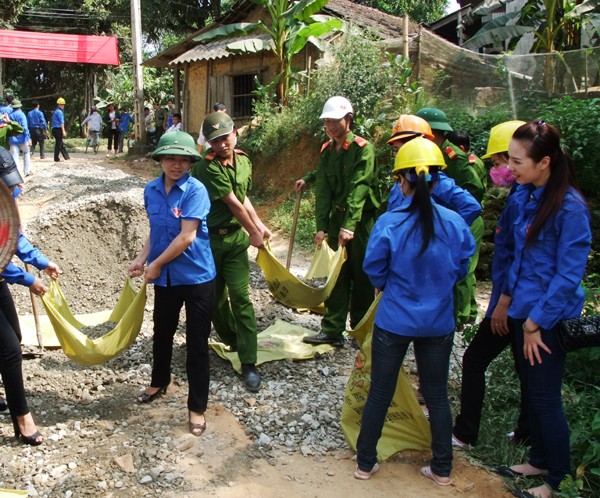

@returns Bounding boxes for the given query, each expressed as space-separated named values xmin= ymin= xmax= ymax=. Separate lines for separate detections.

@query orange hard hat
xmin=387 ymin=115 xmax=434 ymax=144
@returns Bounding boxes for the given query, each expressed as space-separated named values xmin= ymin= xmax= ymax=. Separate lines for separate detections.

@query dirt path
xmin=4 ymin=150 xmax=514 ymax=498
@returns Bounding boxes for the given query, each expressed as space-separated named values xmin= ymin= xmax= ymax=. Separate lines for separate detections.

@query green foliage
xmin=245 ymin=29 xmax=422 ymax=163
xmin=535 ymin=97 xmax=600 ymax=199
xmin=352 ymin=0 xmax=448 ymax=24
xmin=194 ymin=0 xmax=343 ymax=104
xmin=465 ymin=0 xmax=600 ymax=52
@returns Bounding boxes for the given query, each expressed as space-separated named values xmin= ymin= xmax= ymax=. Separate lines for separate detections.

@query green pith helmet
xmin=202 ymin=112 xmax=234 ymax=141
xmin=151 ymin=131 xmax=201 ymax=160
xmin=415 ymin=107 xmax=453 ymax=132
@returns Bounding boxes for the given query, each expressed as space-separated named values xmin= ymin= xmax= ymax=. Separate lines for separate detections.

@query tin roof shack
xmin=144 ymin=0 xmax=418 ymax=139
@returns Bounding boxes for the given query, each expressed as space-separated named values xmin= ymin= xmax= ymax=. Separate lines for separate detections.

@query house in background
xmin=144 ymin=0 xmax=418 ymax=137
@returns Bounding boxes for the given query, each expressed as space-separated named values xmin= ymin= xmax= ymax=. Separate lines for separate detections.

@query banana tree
xmin=194 ymin=0 xmax=343 ymax=105
xmin=463 ymin=0 xmax=600 ymax=53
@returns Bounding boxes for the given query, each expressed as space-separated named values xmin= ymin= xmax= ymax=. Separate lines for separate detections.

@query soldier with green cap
xmin=129 ymin=131 xmax=216 ymax=437
xmin=300 ymin=96 xmax=380 ymax=348
xmin=416 ymin=107 xmax=485 ymax=326
xmin=190 ymin=112 xmax=271 ymax=392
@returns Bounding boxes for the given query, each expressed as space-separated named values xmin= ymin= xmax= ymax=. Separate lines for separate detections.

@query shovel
xmin=285 ymin=190 xmax=303 ymax=270
xmin=24 ymin=263 xmax=44 ymax=353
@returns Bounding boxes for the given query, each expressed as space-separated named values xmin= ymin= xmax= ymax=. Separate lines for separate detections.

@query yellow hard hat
xmin=393 ymin=136 xmax=446 ymax=176
xmin=387 ymin=115 xmax=434 ymax=144
xmin=57 ymin=97 xmax=66 ymax=105
xmin=482 ymin=120 xmax=526 ymax=159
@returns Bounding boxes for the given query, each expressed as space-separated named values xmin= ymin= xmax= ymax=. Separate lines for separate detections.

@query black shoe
xmin=242 ymin=364 xmax=261 ymax=392
xmin=302 ymin=332 xmax=344 ymax=347
xmin=137 ymin=386 xmax=167 ymax=404
xmin=0 ymin=396 xmax=7 ymax=411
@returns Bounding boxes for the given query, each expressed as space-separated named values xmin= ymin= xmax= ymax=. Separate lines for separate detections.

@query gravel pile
xmin=1 ymin=156 xmax=386 ymax=497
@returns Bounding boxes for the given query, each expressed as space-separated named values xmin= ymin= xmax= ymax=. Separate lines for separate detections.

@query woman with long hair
xmin=354 ymin=137 xmax=475 ymax=484
xmin=501 ymin=121 xmax=591 ymax=498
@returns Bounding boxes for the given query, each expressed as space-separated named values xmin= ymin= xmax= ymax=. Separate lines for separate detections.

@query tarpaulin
xmin=0 ymin=30 xmax=120 ymax=66
xmin=256 ymin=240 xmax=346 ymax=311
xmin=39 ymin=278 xmax=146 ymax=365
xmin=210 ymin=319 xmax=334 ymax=373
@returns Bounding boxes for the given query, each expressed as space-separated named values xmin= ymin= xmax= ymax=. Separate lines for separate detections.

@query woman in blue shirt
xmin=501 ymin=121 xmax=591 ymax=498
xmin=128 ymin=131 xmax=216 ymax=437
xmin=354 ymin=137 xmax=475 ymax=484
xmin=0 ymin=147 xmax=62 ymax=446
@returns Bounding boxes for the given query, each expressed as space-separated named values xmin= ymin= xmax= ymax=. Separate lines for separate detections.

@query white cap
xmin=319 ymin=96 xmax=353 ymax=120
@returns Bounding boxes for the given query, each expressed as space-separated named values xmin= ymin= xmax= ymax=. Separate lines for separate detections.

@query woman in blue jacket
xmin=354 ymin=137 xmax=475 ymax=485
xmin=0 ymin=147 xmax=62 ymax=446
xmin=501 ymin=121 xmax=591 ymax=498
xmin=128 ymin=131 xmax=216 ymax=437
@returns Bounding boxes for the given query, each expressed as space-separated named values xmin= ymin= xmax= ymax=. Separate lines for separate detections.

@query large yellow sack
xmin=210 ymin=319 xmax=333 ymax=373
xmin=256 ymin=240 xmax=346 ymax=311
xmin=40 ymin=278 xmax=147 ymax=366
xmin=0 ymin=490 xmax=27 ymax=497
xmin=341 ymin=293 xmax=432 ymax=460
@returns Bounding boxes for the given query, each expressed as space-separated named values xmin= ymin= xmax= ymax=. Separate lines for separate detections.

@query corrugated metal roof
xmin=169 ymin=32 xmax=272 ymax=65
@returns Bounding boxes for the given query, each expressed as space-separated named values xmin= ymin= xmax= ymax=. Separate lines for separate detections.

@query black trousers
xmin=52 ymin=128 xmax=69 ymax=161
xmin=453 ymin=317 xmax=529 ymax=445
xmin=151 ymin=281 xmax=215 ymax=413
xmin=107 ymin=128 xmax=119 ymax=151
xmin=0 ymin=281 xmax=29 ymax=418
xmin=30 ymin=128 xmax=46 ymax=158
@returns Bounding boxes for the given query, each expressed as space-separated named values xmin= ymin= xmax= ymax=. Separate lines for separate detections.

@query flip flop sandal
xmin=421 ymin=466 xmax=452 ymax=486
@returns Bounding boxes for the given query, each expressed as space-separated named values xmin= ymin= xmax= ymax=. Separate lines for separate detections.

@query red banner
xmin=0 ymin=30 xmax=120 ymax=66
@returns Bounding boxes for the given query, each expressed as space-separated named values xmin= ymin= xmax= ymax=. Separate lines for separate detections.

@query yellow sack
xmin=341 ymin=293 xmax=432 ymax=460
xmin=0 ymin=490 xmax=27 ymax=497
xmin=304 ymin=238 xmax=336 ymax=279
xmin=40 ymin=278 xmax=147 ymax=366
xmin=210 ymin=319 xmax=333 ymax=373
xmin=256 ymin=240 xmax=346 ymax=310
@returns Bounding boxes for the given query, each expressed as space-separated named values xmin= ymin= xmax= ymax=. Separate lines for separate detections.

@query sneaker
xmin=302 ymin=332 xmax=344 ymax=347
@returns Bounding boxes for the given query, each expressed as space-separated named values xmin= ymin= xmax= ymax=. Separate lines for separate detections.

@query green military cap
xmin=415 ymin=107 xmax=453 ymax=132
xmin=151 ymin=131 xmax=201 ymax=160
xmin=202 ymin=112 xmax=234 ymax=141
xmin=10 ymin=99 xmax=22 ymax=108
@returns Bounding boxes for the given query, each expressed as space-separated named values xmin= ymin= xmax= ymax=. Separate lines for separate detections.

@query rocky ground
xmin=0 ymin=148 xmax=511 ymax=497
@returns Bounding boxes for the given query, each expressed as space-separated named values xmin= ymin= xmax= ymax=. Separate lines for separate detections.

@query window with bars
xmin=232 ymin=74 xmax=256 ymax=118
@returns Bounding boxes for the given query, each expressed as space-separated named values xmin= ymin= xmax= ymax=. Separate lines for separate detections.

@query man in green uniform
xmin=300 ymin=96 xmax=380 ymax=347
xmin=416 ymin=107 xmax=485 ymax=326
xmin=190 ymin=112 xmax=271 ymax=392
xmin=153 ymin=102 xmax=167 ymax=143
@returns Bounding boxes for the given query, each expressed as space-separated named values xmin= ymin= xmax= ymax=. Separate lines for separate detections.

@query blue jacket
xmin=8 ymin=109 xmax=30 ymax=145
xmin=507 ymin=184 xmax=591 ymax=329
xmin=387 ymin=172 xmax=481 ymax=226
xmin=364 ymin=194 xmax=475 ymax=337
xmin=485 ymin=191 xmax=519 ymax=317
xmin=118 ymin=112 xmax=134 ymax=133
xmin=27 ymin=108 xmax=47 ymax=130
xmin=2 ymin=232 xmax=50 ymax=286
xmin=51 ymin=107 xmax=65 ymax=128
xmin=144 ymin=172 xmax=216 ymax=287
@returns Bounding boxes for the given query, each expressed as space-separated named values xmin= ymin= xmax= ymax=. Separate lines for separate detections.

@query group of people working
xmin=0 ymin=92 xmax=590 ymax=498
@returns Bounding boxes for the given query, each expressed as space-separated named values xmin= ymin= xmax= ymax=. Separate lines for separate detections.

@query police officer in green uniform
xmin=446 ymin=129 xmax=487 ymax=190
xmin=416 ymin=107 xmax=485 ymax=326
xmin=190 ymin=112 xmax=270 ymax=392
xmin=300 ymin=96 xmax=380 ymax=347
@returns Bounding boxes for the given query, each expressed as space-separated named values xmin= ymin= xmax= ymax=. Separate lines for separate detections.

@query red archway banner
xmin=0 ymin=30 xmax=120 ymax=66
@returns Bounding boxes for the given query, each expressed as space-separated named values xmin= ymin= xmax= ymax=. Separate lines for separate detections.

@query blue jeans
xmin=356 ymin=326 xmax=454 ymax=477
xmin=511 ymin=318 xmax=569 ymax=490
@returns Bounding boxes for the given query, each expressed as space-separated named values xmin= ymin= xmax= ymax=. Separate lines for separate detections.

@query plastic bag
xmin=341 ymin=293 xmax=432 ymax=460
